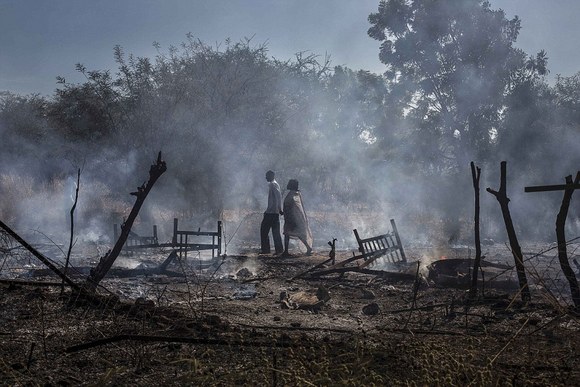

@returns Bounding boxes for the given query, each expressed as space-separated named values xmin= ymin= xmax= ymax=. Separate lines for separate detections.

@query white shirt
xmin=265 ymin=180 xmax=282 ymax=214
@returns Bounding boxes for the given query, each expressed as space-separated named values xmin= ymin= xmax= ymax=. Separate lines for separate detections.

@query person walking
xmin=260 ymin=170 xmax=284 ymax=254
xmin=282 ymin=179 xmax=312 ymax=256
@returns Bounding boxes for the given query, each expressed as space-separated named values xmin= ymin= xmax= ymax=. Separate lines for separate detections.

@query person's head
xmin=287 ymin=179 xmax=299 ymax=191
xmin=265 ymin=170 xmax=275 ymax=182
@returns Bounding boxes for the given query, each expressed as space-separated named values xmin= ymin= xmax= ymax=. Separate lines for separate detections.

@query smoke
xmin=1 ymin=8 xmax=579 ymax=262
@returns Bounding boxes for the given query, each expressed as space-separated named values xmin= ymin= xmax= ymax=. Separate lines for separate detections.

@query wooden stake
xmin=555 ymin=173 xmax=580 ymax=309
xmin=469 ymin=162 xmax=482 ymax=299
xmin=486 ymin=161 xmax=530 ymax=302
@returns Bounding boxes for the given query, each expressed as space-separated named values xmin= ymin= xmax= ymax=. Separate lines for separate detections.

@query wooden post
xmin=390 ymin=219 xmax=406 ymax=262
xmin=86 ymin=152 xmax=166 ymax=290
xmin=469 ymin=162 xmax=482 ymax=299
xmin=486 ymin=161 xmax=531 ymax=302
xmin=172 ymin=218 xmax=178 ymax=245
xmin=328 ymin=238 xmax=337 ymax=265
xmin=525 ymin=171 xmax=580 ymax=309
xmin=217 ymin=221 xmax=222 ymax=257
xmin=555 ymin=173 xmax=580 ymax=309
xmin=353 ymin=229 xmax=363 ymax=254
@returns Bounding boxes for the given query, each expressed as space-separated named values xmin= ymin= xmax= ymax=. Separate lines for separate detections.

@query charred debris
xmin=1 ymin=157 xmax=578 ymax=307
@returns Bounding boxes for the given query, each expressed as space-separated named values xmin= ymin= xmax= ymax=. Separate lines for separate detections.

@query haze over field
xmin=0 ymin=0 xmax=579 ymax=252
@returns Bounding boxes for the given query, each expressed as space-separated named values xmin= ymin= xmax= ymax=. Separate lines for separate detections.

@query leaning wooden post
xmin=86 ymin=152 xmax=166 ymax=290
xmin=469 ymin=162 xmax=482 ymax=299
xmin=0 ymin=220 xmax=80 ymax=291
xmin=555 ymin=173 xmax=580 ymax=309
xmin=486 ymin=161 xmax=531 ymax=302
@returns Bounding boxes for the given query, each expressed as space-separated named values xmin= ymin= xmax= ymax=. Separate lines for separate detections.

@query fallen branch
xmin=288 ymin=256 xmax=334 ymax=281
xmin=0 ymin=220 xmax=79 ymax=291
xmin=309 ymin=266 xmax=415 ymax=280
xmin=66 ymin=334 xmax=309 ymax=353
xmin=0 ymin=279 xmax=65 ymax=287
xmin=489 ymin=318 xmax=529 ymax=365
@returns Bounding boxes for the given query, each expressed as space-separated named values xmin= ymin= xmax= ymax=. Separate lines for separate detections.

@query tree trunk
xmin=86 ymin=152 xmax=166 ymax=290
xmin=486 ymin=161 xmax=530 ymax=302
xmin=555 ymin=173 xmax=580 ymax=309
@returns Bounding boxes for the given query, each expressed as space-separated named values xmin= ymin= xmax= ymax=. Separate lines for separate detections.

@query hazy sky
xmin=1 ymin=0 xmax=579 ymax=96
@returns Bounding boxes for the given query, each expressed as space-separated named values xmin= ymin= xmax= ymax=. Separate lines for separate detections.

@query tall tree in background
xmin=368 ymin=0 xmax=545 ymax=171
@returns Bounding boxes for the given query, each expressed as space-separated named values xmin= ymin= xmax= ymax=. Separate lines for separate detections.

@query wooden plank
xmin=177 ymin=231 xmax=221 ymax=237
xmin=525 ymin=184 xmax=580 ymax=192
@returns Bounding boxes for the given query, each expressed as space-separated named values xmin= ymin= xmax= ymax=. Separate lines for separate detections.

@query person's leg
xmin=299 ymin=237 xmax=312 ymax=255
xmin=271 ymin=215 xmax=283 ymax=254
xmin=260 ymin=215 xmax=271 ymax=253
xmin=283 ymin=235 xmax=290 ymax=254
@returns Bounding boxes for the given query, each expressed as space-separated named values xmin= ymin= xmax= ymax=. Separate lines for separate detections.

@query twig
xmin=62 ymin=168 xmax=80 ymax=294
xmin=489 ymin=318 xmax=529 ymax=365
xmin=403 ymin=261 xmax=421 ymax=330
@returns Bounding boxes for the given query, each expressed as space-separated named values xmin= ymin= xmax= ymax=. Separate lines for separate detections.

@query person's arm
xmin=275 ymin=186 xmax=283 ymax=214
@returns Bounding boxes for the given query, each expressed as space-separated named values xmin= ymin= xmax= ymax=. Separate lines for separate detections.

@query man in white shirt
xmin=260 ymin=170 xmax=284 ymax=254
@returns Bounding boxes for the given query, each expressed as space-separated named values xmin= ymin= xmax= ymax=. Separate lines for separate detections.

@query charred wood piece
xmin=353 ymin=218 xmax=406 ymax=264
xmin=470 ymin=161 xmax=483 ymax=299
xmin=172 ymin=218 xmax=222 ymax=259
xmin=86 ymin=152 xmax=166 ymax=289
xmin=0 ymin=220 xmax=79 ymax=291
xmin=555 ymin=173 xmax=580 ymax=308
xmin=486 ymin=161 xmax=530 ymax=302
xmin=115 ymin=218 xmax=222 ymax=260
xmin=524 ymin=171 xmax=580 ymax=309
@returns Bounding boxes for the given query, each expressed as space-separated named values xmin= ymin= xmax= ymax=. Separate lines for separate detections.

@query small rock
xmin=273 ymin=316 xmax=281 ymax=322
xmin=362 ymin=302 xmax=379 ymax=316
xmin=233 ymin=286 xmax=257 ymax=300
xmin=236 ymin=267 xmax=253 ymax=279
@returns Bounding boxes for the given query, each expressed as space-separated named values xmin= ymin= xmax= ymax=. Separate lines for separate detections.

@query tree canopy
xmin=368 ymin=0 xmax=547 ymax=171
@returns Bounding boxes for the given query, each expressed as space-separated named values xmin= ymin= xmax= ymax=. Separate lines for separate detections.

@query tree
xmin=367 ymin=0 xmax=545 ymax=171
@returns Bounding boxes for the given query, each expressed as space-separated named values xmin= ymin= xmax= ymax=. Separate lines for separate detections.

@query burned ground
xmin=1 ymin=242 xmax=579 ymax=386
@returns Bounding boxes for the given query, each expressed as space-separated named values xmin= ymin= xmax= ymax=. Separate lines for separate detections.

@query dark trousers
xmin=260 ymin=213 xmax=283 ymax=254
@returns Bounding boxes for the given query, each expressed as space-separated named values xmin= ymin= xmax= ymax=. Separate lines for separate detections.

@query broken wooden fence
xmin=115 ymin=217 xmax=222 ymax=259
xmin=353 ymin=218 xmax=407 ymax=265
xmin=306 ymin=219 xmax=411 ymax=279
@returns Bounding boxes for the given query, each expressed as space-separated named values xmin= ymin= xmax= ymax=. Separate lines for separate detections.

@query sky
xmin=1 ymin=0 xmax=579 ymax=96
